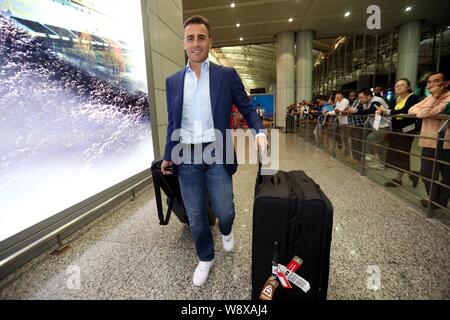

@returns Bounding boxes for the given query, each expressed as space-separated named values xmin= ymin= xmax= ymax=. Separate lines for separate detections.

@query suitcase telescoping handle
xmin=257 ymin=146 xmax=279 ymax=186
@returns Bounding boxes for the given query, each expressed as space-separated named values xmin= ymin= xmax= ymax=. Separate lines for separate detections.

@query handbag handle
xmin=257 ymin=145 xmax=263 ymax=185
xmin=153 ymin=174 xmax=173 ymax=225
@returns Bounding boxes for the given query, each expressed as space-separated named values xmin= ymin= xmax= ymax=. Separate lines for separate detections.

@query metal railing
xmin=287 ymin=112 xmax=450 ymax=219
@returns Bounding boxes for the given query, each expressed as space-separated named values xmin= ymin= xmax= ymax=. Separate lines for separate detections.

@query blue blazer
xmin=163 ymin=62 xmax=265 ymax=176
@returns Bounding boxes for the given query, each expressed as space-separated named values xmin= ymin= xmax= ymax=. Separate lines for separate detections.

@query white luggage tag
xmin=278 ymin=264 xmax=311 ymax=293
xmin=273 ymin=266 xmax=292 ymax=289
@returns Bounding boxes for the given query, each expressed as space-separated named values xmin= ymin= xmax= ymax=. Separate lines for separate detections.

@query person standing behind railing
xmin=348 ymin=88 xmax=390 ymax=170
xmin=321 ymin=97 xmax=335 ymax=148
xmin=374 ymin=85 xmax=390 ymax=105
xmin=313 ymin=99 xmax=326 ymax=146
xmin=311 ymin=99 xmax=333 ymax=148
xmin=376 ymin=78 xmax=420 ymax=188
xmin=408 ymin=72 xmax=450 ymax=209
xmin=326 ymin=91 xmax=350 ymax=156
xmin=299 ymin=101 xmax=310 ymax=127
xmin=343 ymin=91 xmax=365 ymax=163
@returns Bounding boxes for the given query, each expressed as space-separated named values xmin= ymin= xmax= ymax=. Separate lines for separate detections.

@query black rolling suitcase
xmin=151 ymin=159 xmax=216 ymax=226
xmin=252 ymin=167 xmax=333 ymax=300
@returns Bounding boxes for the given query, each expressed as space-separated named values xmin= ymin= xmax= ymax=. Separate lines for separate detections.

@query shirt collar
xmin=186 ymin=59 xmax=210 ymax=72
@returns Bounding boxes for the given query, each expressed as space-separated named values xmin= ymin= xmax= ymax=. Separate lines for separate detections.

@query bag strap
xmin=153 ymin=174 xmax=173 ymax=225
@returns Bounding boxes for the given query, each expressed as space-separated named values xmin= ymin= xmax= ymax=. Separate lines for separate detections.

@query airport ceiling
xmin=182 ymin=0 xmax=450 ymax=90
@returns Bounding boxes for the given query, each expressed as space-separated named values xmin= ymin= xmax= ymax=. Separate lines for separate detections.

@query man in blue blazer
xmin=161 ymin=15 xmax=267 ymax=286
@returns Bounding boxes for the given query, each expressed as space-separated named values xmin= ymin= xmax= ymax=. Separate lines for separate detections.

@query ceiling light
xmin=288 ymin=18 xmax=294 ymax=23
xmin=344 ymin=11 xmax=350 ymax=17
xmin=405 ymin=6 xmax=412 ymax=12
xmin=236 ymin=23 xmax=240 ymax=27
xmin=239 ymin=37 xmax=243 ymax=41
xmin=230 ymin=2 xmax=235 ymax=8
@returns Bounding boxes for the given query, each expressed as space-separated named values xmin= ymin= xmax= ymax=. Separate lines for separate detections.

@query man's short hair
xmin=335 ymin=90 xmax=343 ymax=95
xmin=184 ymin=15 xmax=211 ymax=38
xmin=359 ymin=88 xmax=373 ymax=97
xmin=427 ymin=71 xmax=447 ymax=81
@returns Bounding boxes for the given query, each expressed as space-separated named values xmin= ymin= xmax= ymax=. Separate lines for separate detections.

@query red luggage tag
xmin=287 ymin=256 xmax=303 ymax=273
xmin=275 ymin=268 xmax=292 ymax=289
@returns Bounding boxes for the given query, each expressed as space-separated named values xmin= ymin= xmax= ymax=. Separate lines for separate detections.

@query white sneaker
xmin=221 ymin=231 xmax=234 ymax=252
xmin=193 ymin=259 xmax=214 ymax=287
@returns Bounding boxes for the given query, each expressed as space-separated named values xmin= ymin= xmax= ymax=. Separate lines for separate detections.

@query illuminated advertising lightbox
xmin=250 ymin=94 xmax=275 ymax=127
xmin=0 ymin=0 xmax=153 ymax=241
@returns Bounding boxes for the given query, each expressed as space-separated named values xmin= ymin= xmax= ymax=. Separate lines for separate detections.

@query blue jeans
xmin=178 ymin=152 xmax=235 ymax=262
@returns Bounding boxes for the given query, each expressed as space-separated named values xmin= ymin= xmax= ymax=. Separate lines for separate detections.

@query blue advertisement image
xmin=250 ymin=94 xmax=275 ymax=127
xmin=0 ymin=0 xmax=153 ymax=241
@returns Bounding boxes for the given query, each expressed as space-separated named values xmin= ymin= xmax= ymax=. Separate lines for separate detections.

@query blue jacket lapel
xmin=209 ymin=62 xmax=223 ymax=117
xmin=174 ymin=69 xmax=186 ymax=128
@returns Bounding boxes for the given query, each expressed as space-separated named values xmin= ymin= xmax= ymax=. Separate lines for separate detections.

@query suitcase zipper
xmin=292 ymin=177 xmax=305 ymax=260
xmin=283 ymin=174 xmax=296 ymax=260
xmin=285 ymin=173 xmax=304 ymax=265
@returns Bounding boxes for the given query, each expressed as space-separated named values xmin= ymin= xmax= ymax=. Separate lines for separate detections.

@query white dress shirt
xmin=328 ymin=98 xmax=349 ymax=124
xmin=180 ymin=59 xmax=216 ymax=144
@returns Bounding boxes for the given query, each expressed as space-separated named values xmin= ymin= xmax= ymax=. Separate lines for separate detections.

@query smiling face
xmin=183 ymin=23 xmax=211 ymax=65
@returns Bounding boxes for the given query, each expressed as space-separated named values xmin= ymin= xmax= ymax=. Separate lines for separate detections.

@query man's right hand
xmin=161 ymin=160 xmax=173 ymax=175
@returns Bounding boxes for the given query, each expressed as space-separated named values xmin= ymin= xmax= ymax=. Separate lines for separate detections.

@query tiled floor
xmin=1 ymin=133 xmax=449 ymax=299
